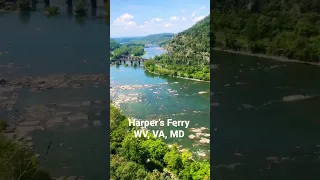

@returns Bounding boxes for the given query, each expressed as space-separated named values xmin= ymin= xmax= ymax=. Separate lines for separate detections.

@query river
xmin=0 ymin=6 xmax=109 ymax=179
xmin=111 ymin=46 xmax=211 ymax=158
xmin=211 ymin=50 xmax=320 ymax=179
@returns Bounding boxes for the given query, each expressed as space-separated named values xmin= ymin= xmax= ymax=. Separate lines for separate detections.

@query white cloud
xmin=170 ymin=16 xmax=179 ymax=21
xmin=181 ymin=9 xmax=186 ymax=13
xmin=114 ymin=13 xmax=134 ymax=25
xmin=151 ymin=18 xmax=163 ymax=22
xmin=144 ymin=21 xmax=149 ymax=24
xmin=164 ymin=23 xmax=172 ymax=27
xmin=191 ymin=10 xmax=196 ymax=17
xmin=193 ymin=16 xmax=205 ymax=23
xmin=140 ymin=25 xmax=144 ymax=28
xmin=182 ymin=17 xmax=187 ymax=21
xmin=127 ymin=21 xmax=136 ymax=26
xmin=191 ymin=7 xmax=206 ymax=18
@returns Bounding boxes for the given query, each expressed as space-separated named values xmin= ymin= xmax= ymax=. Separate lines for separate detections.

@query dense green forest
xmin=212 ymin=0 xmax=320 ymax=62
xmin=110 ymin=40 xmax=145 ymax=59
xmin=129 ymin=33 xmax=175 ymax=47
xmin=0 ymin=120 xmax=52 ymax=180
xmin=110 ymin=105 xmax=210 ymax=180
xmin=144 ymin=16 xmax=210 ymax=81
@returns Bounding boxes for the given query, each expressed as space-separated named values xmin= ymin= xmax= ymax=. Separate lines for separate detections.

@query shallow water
xmin=211 ymin=50 xmax=320 ymax=179
xmin=111 ymin=47 xmax=210 ymax=158
xmin=0 ymin=8 xmax=109 ymax=179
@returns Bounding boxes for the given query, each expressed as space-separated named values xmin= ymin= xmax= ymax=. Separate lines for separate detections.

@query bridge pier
xmin=90 ymin=0 xmax=97 ymax=8
xmin=91 ymin=7 xmax=97 ymax=17
xmin=67 ymin=0 xmax=72 ymax=7
xmin=31 ymin=0 xmax=37 ymax=10
xmin=44 ymin=0 xmax=50 ymax=7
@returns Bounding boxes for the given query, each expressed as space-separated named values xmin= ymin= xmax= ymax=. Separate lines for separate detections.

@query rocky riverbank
xmin=0 ymin=73 xmax=109 ymax=179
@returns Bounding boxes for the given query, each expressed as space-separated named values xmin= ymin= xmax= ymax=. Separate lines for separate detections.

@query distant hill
xmin=144 ymin=16 xmax=210 ymax=81
xmin=129 ymin=33 xmax=175 ymax=47
xmin=166 ymin=16 xmax=210 ymax=66
xmin=111 ymin=37 xmax=142 ymax=44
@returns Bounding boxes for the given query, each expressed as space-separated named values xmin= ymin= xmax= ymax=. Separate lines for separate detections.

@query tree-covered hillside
xmin=110 ymin=40 xmax=145 ymax=59
xmin=212 ymin=0 xmax=320 ymax=62
xmin=129 ymin=33 xmax=175 ymax=47
xmin=110 ymin=105 xmax=210 ymax=180
xmin=145 ymin=16 xmax=210 ymax=81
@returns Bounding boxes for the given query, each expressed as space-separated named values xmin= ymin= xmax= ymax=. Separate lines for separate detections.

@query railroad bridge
xmin=26 ymin=0 xmax=108 ymax=9
xmin=111 ymin=55 xmax=148 ymax=65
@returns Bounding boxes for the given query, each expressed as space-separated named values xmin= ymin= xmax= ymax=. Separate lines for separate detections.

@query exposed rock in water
xmin=72 ymin=84 xmax=81 ymax=88
xmin=265 ymin=156 xmax=279 ymax=161
xmin=188 ymin=134 xmax=197 ymax=140
xmin=282 ymin=95 xmax=312 ymax=102
xmin=93 ymin=120 xmax=101 ymax=126
xmin=67 ymin=113 xmax=88 ymax=121
xmin=81 ymin=101 xmax=91 ymax=106
xmin=234 ymin=153 xmax=243 ymax=156
xmin=199 ymin=137 xmax=210 ymax=144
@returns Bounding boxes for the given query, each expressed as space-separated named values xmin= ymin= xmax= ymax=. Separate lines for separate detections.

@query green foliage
xmin=121 ymin=134 xmax=149 ymax=164
xmin=143 ymin=59 xmax=156 ymax=68
xmin=164 ymin=145 xmax=183 ymax=175
xmin=45 ymin=6 xmax=60 ymax=16
xmin=0 ymin=128 xmax=51 ymax=180
xmin=0 ymin=120 xmax=6 ymax=132
xmin=110 ymin=41 xmax=145 ymax=59
xmin=212 ymin=0 xmax=320 ymax=62
xmin=145 ymin=169 xmax=171 ymax=180
xmin=74 ymin=0 xmax=86 ymax=16
xmin=110 ymin=39 xmax=120 ymax=51
xmin=17 ymin=0 xmax=30 ymax=11
xmin=110 ymin=155 xmax=147 ymax=180
xmin=109 ymin=104 xmax=210 ymax=179
xmin=143 ymin=16 xmax=210 ymax=81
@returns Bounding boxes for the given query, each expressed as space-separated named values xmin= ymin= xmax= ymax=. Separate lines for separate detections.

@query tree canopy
xmin=212 ymin=0 xmax=320 ymax=62
xmin=144 ymin=16 xmax=210 ymax=81
xmin=109 ymin=105 xmax=210 ymax=180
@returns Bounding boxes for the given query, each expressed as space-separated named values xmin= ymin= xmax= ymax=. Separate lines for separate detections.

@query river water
xmin=211 ymin=51 xmax=320 ymax=179
xmin=111 ymin=47 xmax=211 ymax=158
xmin=0 ymin=7 xmax=109 ymax=179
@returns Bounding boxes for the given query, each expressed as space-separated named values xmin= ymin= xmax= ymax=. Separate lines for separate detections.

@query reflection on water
xmin=211 ymin=51 xmax=320 ymax=179
xmin=19 ymin=11 xmax=31 ymax=24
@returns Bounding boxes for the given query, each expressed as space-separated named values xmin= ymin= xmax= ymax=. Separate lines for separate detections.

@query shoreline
xmin=145 ymin=68 xmax=210 ymax=83
xmin=213 ymin=48 xmax=320 ymax=66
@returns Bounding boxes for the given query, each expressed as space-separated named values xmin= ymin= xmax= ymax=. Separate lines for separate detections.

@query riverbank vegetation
xmin=144 ymin=16 xmax=210 ymax=81
xmin=0 ymin=120 xmax=52 ymax=180
xmin=110 ymin=40 xmax=145 ymax=59
xmin=110 ymin=105 xmax=210 ymax=180
xmin=74 ymin=0 xmax=87 ymax=16
xmin=212 ymin=0 xmax=320 ymax=62
xmin=44 ymin=6 xmax=60 ymax=16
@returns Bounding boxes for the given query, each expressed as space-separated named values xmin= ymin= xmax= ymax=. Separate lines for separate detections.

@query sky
xmin=110 ymin=0 xmax=210 ymax=38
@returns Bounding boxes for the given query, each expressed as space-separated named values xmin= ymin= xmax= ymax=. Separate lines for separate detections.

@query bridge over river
xmin=111 ymin=55 xmax=148 ymax=65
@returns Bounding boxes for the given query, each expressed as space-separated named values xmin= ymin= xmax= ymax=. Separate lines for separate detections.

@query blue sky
xmin=110 ymin=0 xmax=210 ymax=37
